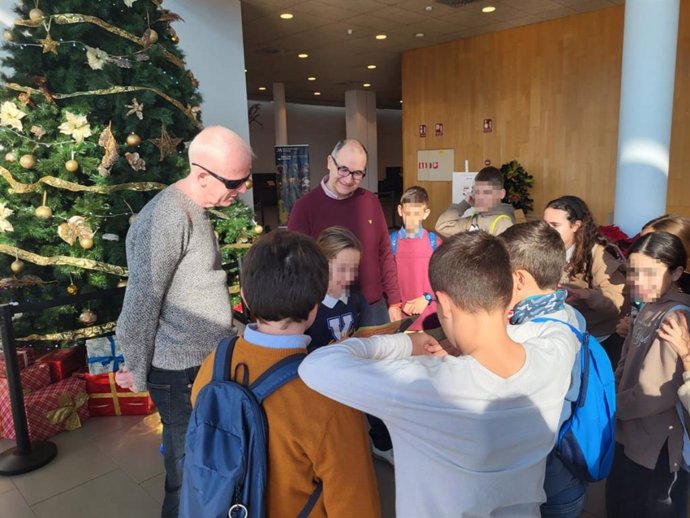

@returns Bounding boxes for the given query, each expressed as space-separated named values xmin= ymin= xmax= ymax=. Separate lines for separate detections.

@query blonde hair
xmin=316 ymin=226 xmax=361 ymax=260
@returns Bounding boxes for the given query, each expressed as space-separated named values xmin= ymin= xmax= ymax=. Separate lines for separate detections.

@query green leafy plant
xmin=500 ymin=160 xmax=534 ymax=214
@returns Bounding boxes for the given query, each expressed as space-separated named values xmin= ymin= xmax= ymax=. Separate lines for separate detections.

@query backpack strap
xmin=532 ymin=317 xmax=590 ymax=407
xmin=490 ymin=214 xmax=511 ymax=234
xmin=390 ymin=230 xmax=398 ymax=255
xmin=428 ymin=231 xmax=438 ymax=252
xmin=212 ymin=336 xmax=239 ymax=382
xmin=297 ymin=480 xmax=323 ymax=518
xmin=250 ymin=353 xmax=306 ymax=404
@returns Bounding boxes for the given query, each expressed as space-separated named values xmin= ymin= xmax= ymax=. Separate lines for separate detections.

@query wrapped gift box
xmin=85 ymin=335 xmax=124 ymax=375
xmin=37 ymin=345 xmax=86 ymax=382
xmin=84 ymin=372 xmax=155 ymax=416
xmin=0 ymin=376 xmax=89 ymax=441
xmin=0 ymin=346 xmax=36 ymax=377
xmin=0 ymin=362 xmax=51 ymax=399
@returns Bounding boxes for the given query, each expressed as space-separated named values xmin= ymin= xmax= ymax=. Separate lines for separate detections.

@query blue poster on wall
xmin=275 ymin=144 xmax=310 ymax=224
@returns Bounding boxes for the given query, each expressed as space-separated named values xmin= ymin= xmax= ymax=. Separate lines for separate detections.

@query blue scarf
xmin=510 ymin=289 xmax=567 ymax=325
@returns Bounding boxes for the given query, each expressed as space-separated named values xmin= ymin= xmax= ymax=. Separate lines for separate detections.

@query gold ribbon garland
xmin=16 ymin=321 xmax=117 ymax=342
xmin=15 ymin=13 xmax=185 ymax=69
xmin=0 ymin=245 xmax=127 ymax=276
xmin=45 ymin=390 xmax=88 ymax=430
xmin=4 ymin=83 xmax=201 ymax=128
xmin=0 ymin=166 xmax=166 ymax=195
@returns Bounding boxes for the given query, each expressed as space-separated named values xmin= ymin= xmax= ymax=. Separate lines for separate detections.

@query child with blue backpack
xmin=185 ymin=230 xmax=381 ymax=518
xmin=499 ymin=221 xmax=615 ymax=518
xmin=606 ymin=231 xmax=690 ymax=518
xmin=390 ymin=186 xmax=441 ymax=331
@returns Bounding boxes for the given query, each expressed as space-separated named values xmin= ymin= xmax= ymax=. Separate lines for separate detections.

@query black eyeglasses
xmin=192 ymin=163 xmax=251 ymax=190
xmin=330 ymin=155 xmax=366 ymax=180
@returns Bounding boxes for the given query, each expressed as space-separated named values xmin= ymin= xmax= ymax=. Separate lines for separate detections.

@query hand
xmin=410 ymin=333 xmax=446 ymax=357
xmin=561 ymin=285 xmax=591 ymax=303
xmin=403 ymin=295 xmax=429 ymax=316
xmin=115 ymin=366 xmax=135 ymax=390
xmin=463 ymin=189 xmax=475 ymax=207
xmin=388 ymin=304 xmax=402 ymax=322
xmin=658 ymin=312 xmax=690 ymax=367
xmin=615 ymin=315 xmax=632 ymax=338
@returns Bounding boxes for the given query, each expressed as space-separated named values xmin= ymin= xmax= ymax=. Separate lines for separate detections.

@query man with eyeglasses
xmin=116 ymin=126 xmax=251 ymax=518
xmin=289 ymin=139 xmax=402 ymax=464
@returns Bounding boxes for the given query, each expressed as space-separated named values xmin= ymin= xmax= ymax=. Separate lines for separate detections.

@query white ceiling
xmin=241 ymin=0 xmax=624 ymax=109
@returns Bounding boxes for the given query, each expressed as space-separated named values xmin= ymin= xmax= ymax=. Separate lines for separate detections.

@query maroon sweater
xmin=288 ymin=185 xmax=401 ymax=305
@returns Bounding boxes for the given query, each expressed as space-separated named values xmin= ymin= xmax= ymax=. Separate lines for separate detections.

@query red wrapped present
xmin=84 ymin=372 xmax=155 ymax=416
xmin=0 ymin=377 xmax=89 ymax=441
xmin=37 ymin=345 xmax=86 ymax=382
xmin=0 ymin=362 xmax=51 ymax=399
xmin=0 ymin=346 xmax=36 ymax=377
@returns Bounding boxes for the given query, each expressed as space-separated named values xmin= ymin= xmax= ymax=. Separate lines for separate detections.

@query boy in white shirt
xmin=299 ymin=231 xmax=579 ymax=518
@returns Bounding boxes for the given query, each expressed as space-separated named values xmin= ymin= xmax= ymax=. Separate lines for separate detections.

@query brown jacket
xmin=191 ymin=336 xmax=381 ymax=518
xmin=615 ymin=291 xmax=690 ymax=471
xmin=563 ymin=243 xmax=628 ymax=337
xmin=435 ymin=203 xmax=514 ymax=238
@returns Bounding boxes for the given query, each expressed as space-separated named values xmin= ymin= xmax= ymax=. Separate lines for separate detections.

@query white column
xmin=345 ymin=90 xmax=378 ymax=193
xmin=273 ymin=82 xmax=288 ymax=146
xmin=613 ymin=0 xmax=680 ymax=236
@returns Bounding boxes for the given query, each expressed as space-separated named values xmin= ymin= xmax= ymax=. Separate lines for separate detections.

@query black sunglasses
xmin=192 ymin=162 xmax=251 ymax=190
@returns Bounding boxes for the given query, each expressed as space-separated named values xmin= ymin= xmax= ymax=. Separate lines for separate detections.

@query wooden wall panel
xmin=402 ymin=4 xmax=690 ymax=230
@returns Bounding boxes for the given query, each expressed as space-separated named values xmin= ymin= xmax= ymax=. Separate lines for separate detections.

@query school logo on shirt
xmin=327 ymin=313 xmax=355 ymax=341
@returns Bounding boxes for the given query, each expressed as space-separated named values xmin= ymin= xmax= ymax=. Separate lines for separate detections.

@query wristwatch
xmin=423 ymin=292 xmax=433 ymax=304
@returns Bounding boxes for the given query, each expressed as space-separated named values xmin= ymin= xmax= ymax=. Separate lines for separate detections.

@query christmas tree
xmin=0 ymin=1 xmax=256 ymax=340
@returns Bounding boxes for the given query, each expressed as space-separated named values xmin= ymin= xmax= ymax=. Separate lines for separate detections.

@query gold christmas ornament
xmin=3 ymin=30 xmax=14 ymax=42
xmin=116 ymin=278 xmax=127 ymax=288
xmin=10 ymin=259 xmax=24 ymax=274
xmin=128 ymin=213 xmax=137 ymax=225
xmin=4 ymin=152 xmax=16 ymax=162
xmin=144 ymin=28 xmax=158 ymax=44
xmin=35 ymin=205 xmax=52 ymax=219
xmin=67 ymin=283 xmax=78 ymax=295
xmin=79 ymin=236 xmax=94 ymax=250
xmin=126 ymin=132 xmax=141 ymax=146
xmin=171 ymin=33 xmax=179 ymax=44
xmin=29 ymin=8 xmax=44 ymax=22
xmin=58 ymin=215 xmax=93 ymax=246
xmin=19 ymin=154 xmax=35 ymax=169
xmin=97 ymin=123 xmax=118 ymax=176
xmin=39 ymin=33 xmax=59 ymax=55
xmin=254 ymin=224 xmax=264 ymax=235
xmin=65 ymin=159 xmax=79 ymax=172
xmin=149 ymin=126 xmax=182 ymax=161
xmin=244 ymin=179 xmax=253 ymax=190
xmin=78 ymin=309 xmax=97 ymax=326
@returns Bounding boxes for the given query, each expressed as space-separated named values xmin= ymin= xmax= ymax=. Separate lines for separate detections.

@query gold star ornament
xmin=39 ymin=33 xmax=59 ymax=55
xmin=149 ymin=126 xmax=182 ymax=161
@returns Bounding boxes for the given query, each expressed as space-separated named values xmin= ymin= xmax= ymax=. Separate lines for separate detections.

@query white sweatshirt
xmin=299 ymin=324 xmax=579 ymax=518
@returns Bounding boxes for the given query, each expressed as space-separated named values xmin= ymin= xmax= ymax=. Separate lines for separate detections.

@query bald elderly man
xmin=116 ymin=126 xmax=251 ymax=518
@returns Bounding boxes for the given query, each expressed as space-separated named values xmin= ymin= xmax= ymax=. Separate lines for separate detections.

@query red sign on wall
xmin=483 ymin=119 xmax=493 ymax=133
xmin=435 ymin=123 xmax=443 ymax=136
xmin=419 ymin=124 xmax=427 ymax=138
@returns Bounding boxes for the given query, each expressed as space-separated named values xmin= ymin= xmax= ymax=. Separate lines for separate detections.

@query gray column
xmin=613 ymin=0 xmax=680 ymax=236
xmin=273 ymin=82 xmax=287 ymax=146
xmin=345 ymin=90 xmax=378 ymax=193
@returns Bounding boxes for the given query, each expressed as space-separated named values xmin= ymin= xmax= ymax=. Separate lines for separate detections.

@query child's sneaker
xmin=372 ymin=446 xmax=394 ymax=466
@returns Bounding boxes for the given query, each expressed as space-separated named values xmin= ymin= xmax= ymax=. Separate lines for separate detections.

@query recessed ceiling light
xmin=363 ymin=83 xmax=371 ymax=87
xmin=244 ymin=68 xmax=247 ymax=73
xmin=415 ymin=32 xmax=425 ymax=38
xmin=298 ymin=53 xmax=309 ymax=58
xmin=400 ymin=100 xmax=403 ymax=104
xmin=375 ymin=34 xmax=387 ymax=40
xmin=307 ymin=76 xmax=316 ymax=81
xmin=367 ymin=64 xmax=377 ymax=69
xmin=482 ymin=6 xmax=496 ymax=13
xmin=258 ymin=86 xmax=267 ymax=91
xmin=314 ymin=91 xmax=321 ymax=96
xmin=280 ymin=13 xmax=294 ymax=19
xmin=425 ymin=5 xmax=433 ymax=11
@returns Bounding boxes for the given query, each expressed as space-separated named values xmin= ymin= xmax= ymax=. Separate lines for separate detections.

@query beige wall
xmin=402 ymin=3 xmax=690 ymax=230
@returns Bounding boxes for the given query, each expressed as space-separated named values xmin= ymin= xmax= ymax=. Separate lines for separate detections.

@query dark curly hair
xmin=545 ymin=195 xmax=609 ymax=283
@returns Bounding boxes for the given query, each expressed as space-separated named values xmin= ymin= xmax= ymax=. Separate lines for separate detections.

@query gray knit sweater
xmin=116 ymin=186 xmax=234 ymax=391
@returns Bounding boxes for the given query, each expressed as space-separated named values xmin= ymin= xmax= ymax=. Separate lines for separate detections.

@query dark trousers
xmin=147 ymin=365 xmax=200 ymax=518
xmin=606 ymin=442 xmax=689 ymax=518
xmin=601 ymin=333 xmax=625 ymax=371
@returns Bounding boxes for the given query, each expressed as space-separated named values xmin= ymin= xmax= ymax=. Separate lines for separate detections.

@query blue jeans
xmin=147 ymin=365 xmax=200 ymax=518
xmin=360 ymin=298 xmax=390 ymax=327
xmin=541 ymin=451 xmax=587 ymax=517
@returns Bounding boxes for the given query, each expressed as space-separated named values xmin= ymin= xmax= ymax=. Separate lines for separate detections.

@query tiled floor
xmin=0 ymin=413 xmax=607 ymax=518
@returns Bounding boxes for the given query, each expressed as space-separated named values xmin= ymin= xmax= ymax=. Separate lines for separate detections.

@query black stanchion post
xmin=0 ymin=303 xmax=57 ymax=475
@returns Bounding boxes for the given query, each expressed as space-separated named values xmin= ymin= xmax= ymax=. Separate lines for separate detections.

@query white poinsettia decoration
xmin=0 ymin=203 xmax=14 ymax=233
xmin=0 ymin=101 xmax=26 ymax=131
xmin=85 ymin=46 xmax=109 ymax=70
xmin=58 ymin=111 xmax=92 ymax=144
xmin=123 ymin=0 xmax=138 ymax=6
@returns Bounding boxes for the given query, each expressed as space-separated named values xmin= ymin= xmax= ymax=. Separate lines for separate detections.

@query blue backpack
xmin=179 ymin=337 xmax=323 ymax=518
xmin=390 ymin=229 xmax=438 ymax=255
xmin=532 ymin=317 xmax=616 ymax=482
